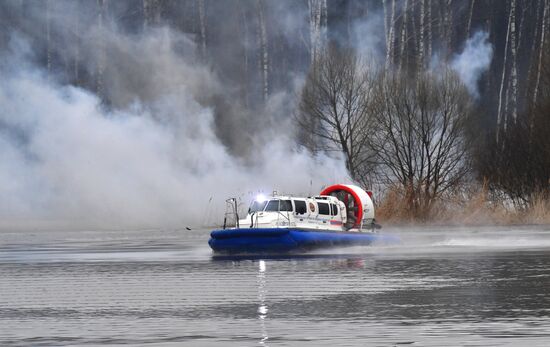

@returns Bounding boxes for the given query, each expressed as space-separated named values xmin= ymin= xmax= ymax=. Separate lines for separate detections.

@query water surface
xmin=2 ymin=226 xmax=550 ymax=346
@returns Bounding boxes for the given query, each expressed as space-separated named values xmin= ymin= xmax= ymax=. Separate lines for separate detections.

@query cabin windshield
xmin=249 ymin=200 xmax=267 ymax=213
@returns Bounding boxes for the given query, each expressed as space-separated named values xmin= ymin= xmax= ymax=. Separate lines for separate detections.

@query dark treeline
xmin=1 ymin=0 xmax=549 ymax=218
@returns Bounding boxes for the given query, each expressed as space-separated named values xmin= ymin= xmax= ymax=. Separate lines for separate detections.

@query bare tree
xmin=444 ymin=0 xmax=453 ymax=53
xmin=418 ymin=0 xmax=426 ymax=71
xmin=46 ymin=0 xmax=52 ymax=79
xmin=143 ymin=0 xmax=162 ymax=28
xmin=240 ymin=2 xmax=250 ymax=108
xmin=96 ymin=0 xmax=107 ymax=99
xmin=297 ymin=44 xmax=377 ymax=186
xmin=497 ymin=0 xmax=513 ymax=142
xmin=384 ymin=0 xmax=397 ymax=71
xmin=506 ymin=0 xmax=518 ymax=124
xmin=399 ymin=0 xmax=409 ymax=72
xmin=256 ymin=0 xmax=269 ymax=101
xmin=308 ymin=0 xmax=327 ymax=64
xmin=197 ymin=0 xmax=207 ymax=58
xmin=466 ymin=0 xmax=476 ymax=39
xmin=480 ymin=47 xmax=550 ymax=207
xmin=370 ymin=69 xmax=472 ymax=216
xmin=73 ymin=0 xmax=80 ymax=85
xmin=533 ymin=0 xmax=550 ymax=106
xmin=426 ymin=0 xmax=432 ymax=61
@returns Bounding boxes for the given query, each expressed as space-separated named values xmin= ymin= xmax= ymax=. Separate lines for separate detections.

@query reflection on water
xmin=2 ymin=226 xmax=550 ymax=346
xmin=257 ymin=260 xmax=269 ymax=346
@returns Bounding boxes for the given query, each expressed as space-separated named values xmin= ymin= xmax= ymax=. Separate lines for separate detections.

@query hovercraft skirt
xmin=208 ymin=228 xmax=397 ymax=253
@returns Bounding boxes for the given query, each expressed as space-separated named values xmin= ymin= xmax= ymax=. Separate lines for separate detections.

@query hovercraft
xmin=208 ymin=184 xmax=399 ymax=254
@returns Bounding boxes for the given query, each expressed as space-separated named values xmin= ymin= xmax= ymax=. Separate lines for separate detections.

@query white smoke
xmin=451 ymin=31 xmax=493 ymax=97
xmin=350 ymin=9 xmax=386 ymax=65
xmin=0 ymin=30 xmax=348 ymax=231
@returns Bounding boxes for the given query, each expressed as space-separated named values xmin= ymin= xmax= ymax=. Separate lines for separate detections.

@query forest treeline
xmin=299 ymin=42 xmax=550 ymax=223
xmin=1 ymin=0 xmax=549 ymax=223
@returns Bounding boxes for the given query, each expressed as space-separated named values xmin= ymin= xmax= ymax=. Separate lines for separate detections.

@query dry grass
xmin=376 ymin=186 xmax=415 ymax=225
xmin=375 ymin=184 xmax=550 ymax=226
xmin=522 ymin=194 xmax=550 ymax=224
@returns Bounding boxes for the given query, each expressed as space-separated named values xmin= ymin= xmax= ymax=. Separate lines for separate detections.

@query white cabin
xmin=235 ymin=184 xmax=377 ymax=232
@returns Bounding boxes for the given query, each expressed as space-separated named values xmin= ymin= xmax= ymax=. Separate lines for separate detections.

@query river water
xmin=2 ymin=226 xmax=550 ymax=346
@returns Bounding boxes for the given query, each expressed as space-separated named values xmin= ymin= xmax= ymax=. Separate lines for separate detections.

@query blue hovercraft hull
xmin=208 ymin=228 xmax=399 ymax=253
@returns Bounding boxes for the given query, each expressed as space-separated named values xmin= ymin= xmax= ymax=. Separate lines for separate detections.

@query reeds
xmin=375 ymin=184 xmax=550 ymax=226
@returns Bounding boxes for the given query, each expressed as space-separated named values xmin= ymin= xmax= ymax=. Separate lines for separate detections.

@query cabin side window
xmin=264 ymin=200 xmax=293 ymax=212
xmin=330 ymin=203 xmax=338 ymax=216
xmin=294 ymin=200 xmax=307 ymax=214
xmin=318 ymin=202 xmax=330 ymax=215
xmin=279 ymin=200 xmax=293 ymax=212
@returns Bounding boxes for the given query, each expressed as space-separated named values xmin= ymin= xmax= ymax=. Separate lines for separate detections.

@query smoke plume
xmin=0 ymin=10 xmax=348 ymax=230
xmin=451 ymin=31 xmax=493 ymax=97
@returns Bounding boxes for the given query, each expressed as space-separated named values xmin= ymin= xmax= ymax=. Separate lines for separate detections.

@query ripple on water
xmin=2 ymin=227 xmax=550 ymax=346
